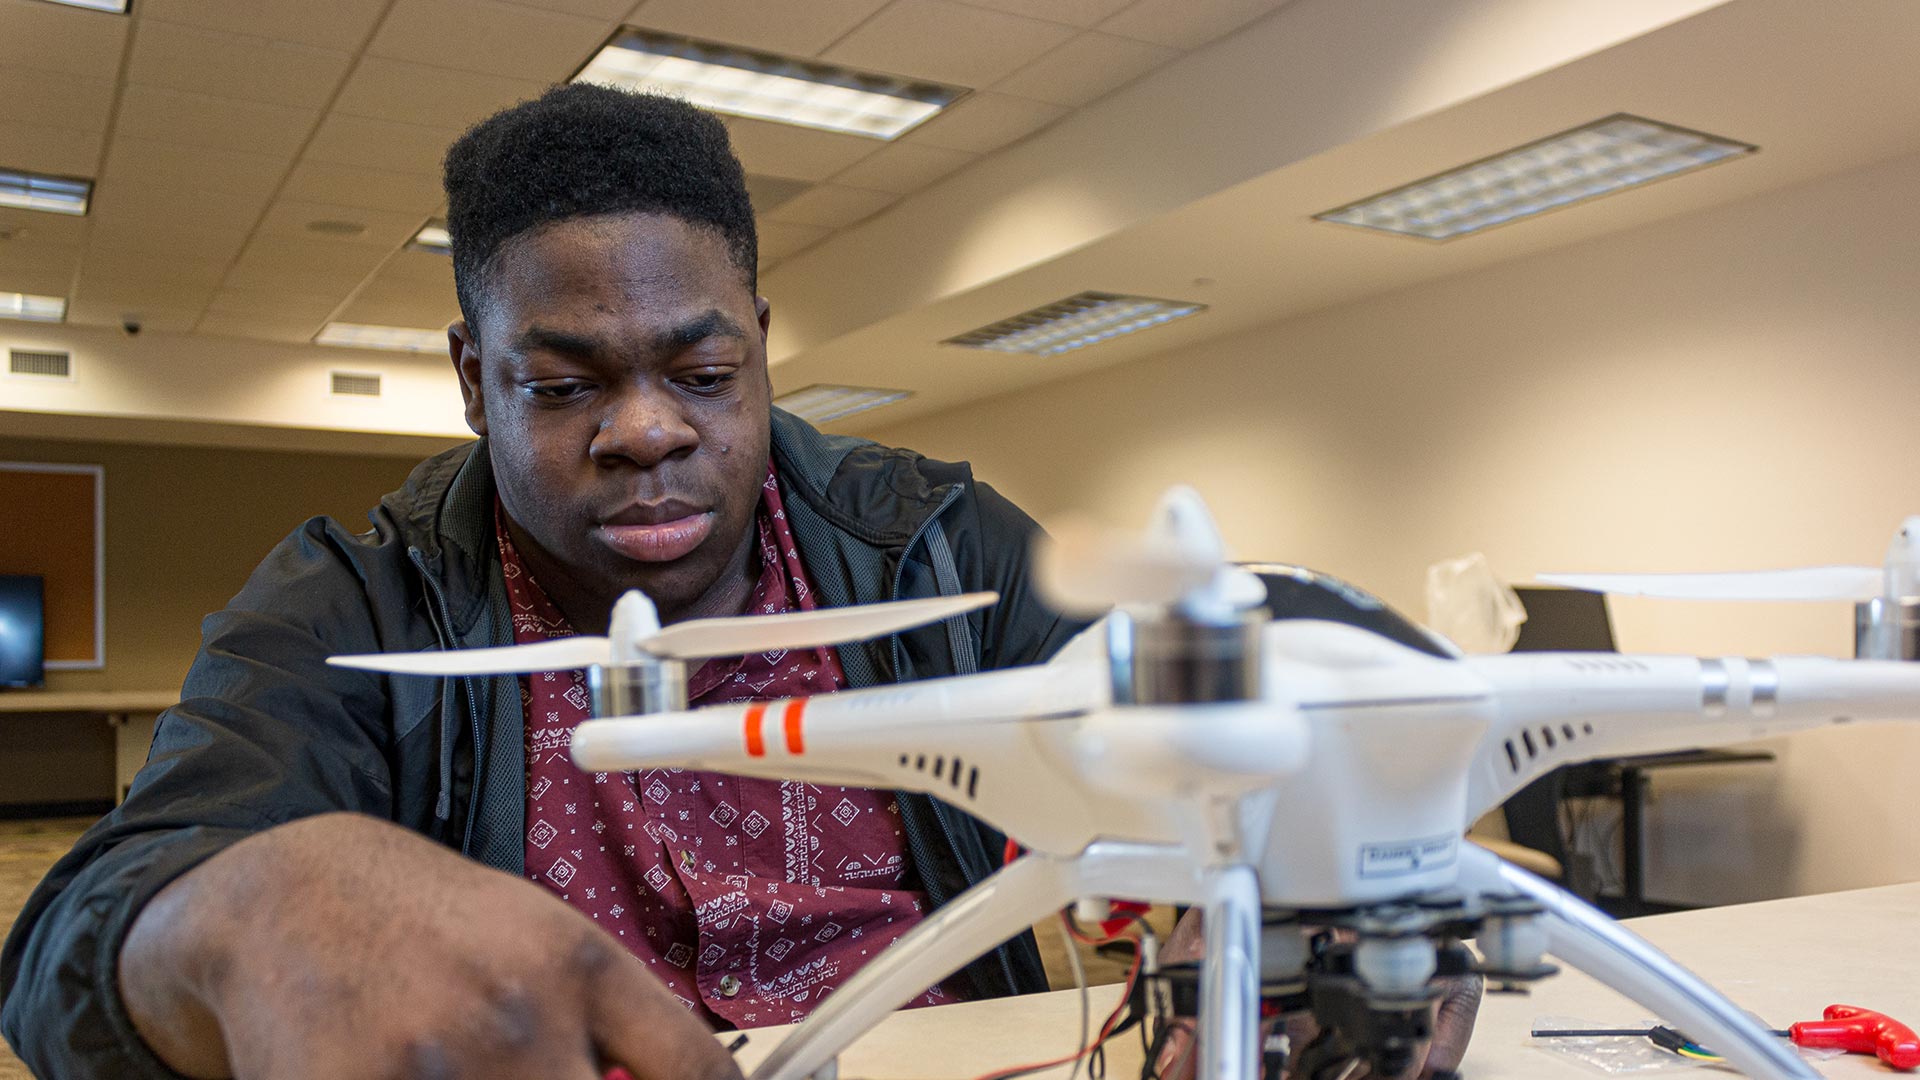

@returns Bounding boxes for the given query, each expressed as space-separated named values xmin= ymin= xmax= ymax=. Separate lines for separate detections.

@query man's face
xmin=451 ymin=212 xmax=772 ymax=624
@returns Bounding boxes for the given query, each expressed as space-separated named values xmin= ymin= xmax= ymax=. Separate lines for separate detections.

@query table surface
xmin=0 ymin=689 xmax=176 ymax=713
xmin=732 ymin=881 xmax=1920 ymax=1080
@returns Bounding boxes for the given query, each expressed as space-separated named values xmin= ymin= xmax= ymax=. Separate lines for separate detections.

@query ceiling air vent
xmin=9 ymin=349 xmax=71 ymax=378
xmin=330 ymin=371 xmax=382 ymax=397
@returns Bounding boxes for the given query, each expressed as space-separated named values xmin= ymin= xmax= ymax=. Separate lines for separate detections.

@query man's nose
xmin=589 ymin=388 xmax=699 ymax=468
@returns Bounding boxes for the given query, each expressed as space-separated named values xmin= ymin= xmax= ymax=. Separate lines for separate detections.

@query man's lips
xmin=594 ymin=511 xmax=714 ymax=562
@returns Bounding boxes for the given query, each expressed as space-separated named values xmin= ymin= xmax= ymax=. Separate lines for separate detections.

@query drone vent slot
xmin=966 ymin=766 xmax=979 ymax=798
xmin=1520 ymin=730 xmax=1537 ymax=758
xmin=1540 ymin=727 xmax=1556 ymax=750
xmin=1503 ymin=741 xmax=1520 ymax=773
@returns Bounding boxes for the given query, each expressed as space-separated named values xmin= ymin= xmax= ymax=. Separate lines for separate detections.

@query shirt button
xmin=680 ymin=850 xmax=695 ymax=870
xmin=718 ymin=974 xmax=741 ymax=997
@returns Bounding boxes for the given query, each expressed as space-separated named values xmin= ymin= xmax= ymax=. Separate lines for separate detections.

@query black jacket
xmin=2 ymin=409 xmax=1085 ymax=1079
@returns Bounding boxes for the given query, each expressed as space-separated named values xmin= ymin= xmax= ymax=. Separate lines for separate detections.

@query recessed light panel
xmin=37 ymin=0 xmax=129 ymax=11
xmin=409 ymin=220 xmax=451 ymax=255
xmin=945 ymin=292 xmax=1206 ymax=358
xmin=1315 ymin=114 xmax=1755 ymax=241
xmin=315 ymin=322 xmax=447 ymax=353
xmin=774 ymin=384 xmax=912 ymax=423
xmin=0 ymin=292 xmax=67 ymax=323
xmin=0 ymin=168 xmax=91 ymax=216
xmin=574 ymin=29 xmax=963 ymax=140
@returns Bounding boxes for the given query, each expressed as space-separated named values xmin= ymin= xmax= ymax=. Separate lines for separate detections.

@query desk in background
xmin=0 ymin=690 xmax=174 ymax=808
xmin=732 ymin=882 xmax=1920 ymax=1079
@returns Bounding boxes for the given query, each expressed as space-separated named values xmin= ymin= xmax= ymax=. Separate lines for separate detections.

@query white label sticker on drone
xmin=1358 ymin=834 xmax=1457 ymax=878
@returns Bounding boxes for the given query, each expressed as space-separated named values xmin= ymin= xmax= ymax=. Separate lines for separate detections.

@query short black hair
xmin=443 ymin=83 xmax=757 ymax=327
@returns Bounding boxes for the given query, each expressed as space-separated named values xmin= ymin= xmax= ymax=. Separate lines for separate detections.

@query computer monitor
xmin=0 ymin=574 xmax=47 ymax=689
xmin=1511 ymin=585 xmax=1618 ymax=653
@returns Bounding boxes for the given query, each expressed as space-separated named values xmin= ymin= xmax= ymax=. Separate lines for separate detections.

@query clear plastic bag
xmin=1424 ymin=553 xmax=1527 ymax=654
xmin=1528 ymin=1015 xmax=1844 ymax=1075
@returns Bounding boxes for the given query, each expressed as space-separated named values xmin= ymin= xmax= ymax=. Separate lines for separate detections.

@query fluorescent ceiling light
xmin=574 ymin=28 xmax=963 ymax=140
xmin=36 ymin=0 xmax=129 ymax=11
xmin=409 ymin=220 xmax=451 ymax=255
xmin=774 ymin=384 xmax=912 ymax=423
xmin=1316 ymin=114 xmax=1755 ymax=241
xmin=945 ymin=292 xmax=1207 ymax=358
xmin=0 ymin=167 xmax=91 ymax=216
xmin=315 ymin=322 xmax=447 ymax=353
xmin=0 ymin=292 xmax=66 ymax=323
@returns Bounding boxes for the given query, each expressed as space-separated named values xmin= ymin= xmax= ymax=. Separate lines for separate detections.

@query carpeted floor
xmin=0 ymin=815 xmax=1165 ymax=1078
xmin=1 ymin=816 xmax=97 ymax=1080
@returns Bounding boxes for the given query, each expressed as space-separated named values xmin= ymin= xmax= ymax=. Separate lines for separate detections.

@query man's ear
xmin=449 ymin=321 xmax=488 ymax=437
xmin=755 ymin=296 xmax=772 ymax=340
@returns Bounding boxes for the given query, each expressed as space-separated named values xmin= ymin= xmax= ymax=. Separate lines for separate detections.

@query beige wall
xmin=0 ymin=436 xmax=425 ymax=804
xmin=867 ymin=146 xmax=1920 ymax=904
xmin=0 ymin=435 xmax=426 ymax=693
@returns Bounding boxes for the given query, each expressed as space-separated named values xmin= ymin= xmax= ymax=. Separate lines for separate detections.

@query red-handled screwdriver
xmin=1788 ymin=1005 xmax=1920 ymax=1071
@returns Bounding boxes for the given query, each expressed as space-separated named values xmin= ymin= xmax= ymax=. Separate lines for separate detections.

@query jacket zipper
xmin=410 ymin=547 xmax=485 ymax=854
xmin=887 ymin=484 xmax=1023 ymax=995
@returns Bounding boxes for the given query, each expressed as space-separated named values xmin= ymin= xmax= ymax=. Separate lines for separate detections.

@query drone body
xmin=332 ymin=490 xmax=1920 ymax=1080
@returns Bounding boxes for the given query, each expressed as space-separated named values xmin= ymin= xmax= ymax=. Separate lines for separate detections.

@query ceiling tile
xmin=0 ymin=260 xmax=75 ymax=298
xmin=0 ymin=119 xmax=105 ymax=176
xmin=821 ymin=0 xmax=1078 ymax=87
xmin=906 ymin=92 xmax=1066 ymax=153
xmin=333 ymin=57 xmax=549 ymax=131
xmin=724 ymin=117 xmax=882 ymax=182
xmin=65 ymin=300 xmax=203 ymax=333
xmin=281 ymin=160 xmax=445 ymax=215
xmin=126 ymin=20 xmax=353 ymax=110
xmin=370 ymin=0 xmax=613 ymax=80
xmin=228 ymin=236 xmax=391 ymax=278
xmin=990 ymin=30 xmax=1176 ymax=106
xmin=221 ymin=260 xmax=375 ymax=297
xmin=256 ymin=198 xmax=425 ymax=249
xmin=115 ymin=84 xmax=317 ymax=157
xmin=101 ymin=136 xmax=292 ymax=200
xmin=86 ymin=181 xmax=271 ymax=234
xmin=195 ymin=310 xmax=327 ymax=343
xmin=1097 ymin=0 xmax=1287 ymax=49
xmin=743 ymin=174 xmax=814 ymax=215
xmin=949 ymin=0 xmax=1133 ymax=27
xmin=758 ymin=220 xmax=832 ymax=261
xmin=305 ymin=114 xmax=464 ymax=175
xmin=76 ymin=252 xmax=231 ymax=291
xmin=205 ymin=287 xmax=345 ymax=325
xmin=828 ymin=140 xmax=975 ymax=194
xmin=625 ymin=0 xmax=891 ymax=57
xmin=72 ymin=273 xmax=218 ymax=312
xmin=0 ymin=65 xmax=117 ymax=133
xmin=0 ymin=206 xmax=91 ymax=247
xmin=136 ymin=0 xmax=390 ymax=52
xmin=503 ymin=0 xmax=632 ymax=16
xmin=763 ymin=183 xmax=898 ymax=229
xmin=335 ymin=280 xmax=460 ymax=328
xmin=0 ymin=0 xmax=129 ymax=80
xmin=376 ymin=249 xmax=458 ymax=289
xmin=86 ymin=220 xmax=249 ymax=262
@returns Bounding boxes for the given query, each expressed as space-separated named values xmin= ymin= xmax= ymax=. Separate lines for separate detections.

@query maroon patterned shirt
xmin=503 ymin=468 xmax=960 ymax=1029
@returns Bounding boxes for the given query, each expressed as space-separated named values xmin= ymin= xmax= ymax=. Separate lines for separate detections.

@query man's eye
xmin=527 ymin=381 xmax=590 ymax=402
xmin=680 ymin=371 xmax=735 ymax=394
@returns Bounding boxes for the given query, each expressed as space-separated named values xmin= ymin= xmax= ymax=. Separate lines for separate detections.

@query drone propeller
xmin=1537 ymin=566 xmax=1884 ymax=603
xmin=1035 ymin=486 xmax=1265 ymax=619
xmin=329 ymin=591 xmax=998 ymax=676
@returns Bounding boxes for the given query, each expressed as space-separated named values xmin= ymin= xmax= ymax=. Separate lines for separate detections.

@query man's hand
xmin=1153 ymin=909 xmax=1482 ymax=1079
xmin=118 ymin=813 xmax=741 ymax=1080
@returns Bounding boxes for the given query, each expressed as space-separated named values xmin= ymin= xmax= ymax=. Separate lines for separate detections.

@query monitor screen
xmin=1510 ymin=586 xmax=1617 ymax=652
xmin=0 ymin=574 xmax=47 ymax=688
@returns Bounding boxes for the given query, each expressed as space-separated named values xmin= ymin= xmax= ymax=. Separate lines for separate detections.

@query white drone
xmin=331 ymin=492 xmax=1920 ymax=1080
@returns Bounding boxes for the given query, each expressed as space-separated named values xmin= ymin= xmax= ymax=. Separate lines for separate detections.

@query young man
xmin=1 ymin=86 xmax=1081 ymax=1079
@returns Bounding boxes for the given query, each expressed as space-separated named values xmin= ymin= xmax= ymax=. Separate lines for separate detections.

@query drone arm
xmin=1462 ymin=654 xmax=1920 ymax=820
xmin=1458 ymin=845 xmax=1818 ymax=1080
xmin=749 ymin=854 xmax=1081 ymax=1080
